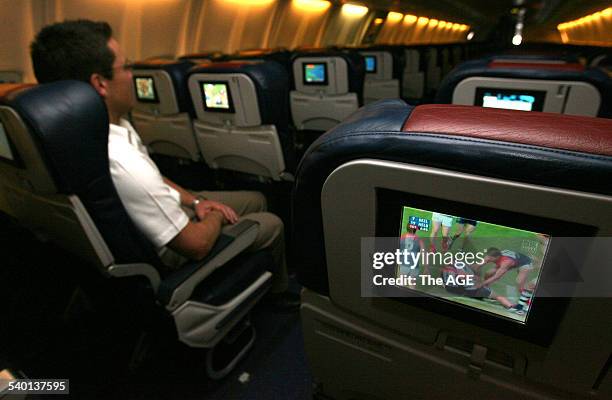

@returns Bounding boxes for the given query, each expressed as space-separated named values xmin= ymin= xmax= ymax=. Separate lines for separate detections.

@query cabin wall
xmin=0 ymin=1 xmax=36 ymax=83
xmin=320 ymin=5 xmax=372 ymax=47
xmin=375 ymin=14 xmax=468 ymax=45
xmin=1 ymin=0 xmax=471 ymax=84
xmin=267 ymin=1 xmax=329 ymax=49
xmin=557 ymin=8 xmax=612 ymax=46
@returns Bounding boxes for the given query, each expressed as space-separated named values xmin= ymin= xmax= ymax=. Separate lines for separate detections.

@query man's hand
xmin=195 ymin=200 xmax=239 ymax=224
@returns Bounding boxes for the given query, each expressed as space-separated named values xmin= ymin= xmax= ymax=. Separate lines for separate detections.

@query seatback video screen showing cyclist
xmin=396 ymin=206 xmax=551 ymax=323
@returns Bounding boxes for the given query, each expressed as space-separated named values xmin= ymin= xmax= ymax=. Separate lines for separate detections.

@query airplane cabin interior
xmin=0 ymin=0 xmax=611 ymax=399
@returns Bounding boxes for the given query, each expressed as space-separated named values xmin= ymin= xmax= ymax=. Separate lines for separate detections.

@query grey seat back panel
xmin=0 ymin=106 xmax=56 ymax=194
xmin=131 ymin=110 xmax=201 ymax=161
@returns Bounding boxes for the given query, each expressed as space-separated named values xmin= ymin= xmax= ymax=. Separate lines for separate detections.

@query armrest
xmin=107 ymin=263 xmax=161 ymax=293
xmin=158 ymin=219 xmax=259 ymax=310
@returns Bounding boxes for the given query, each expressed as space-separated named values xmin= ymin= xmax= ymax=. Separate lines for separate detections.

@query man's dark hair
xmin=31 ymin=20 xmax=114 ymax=83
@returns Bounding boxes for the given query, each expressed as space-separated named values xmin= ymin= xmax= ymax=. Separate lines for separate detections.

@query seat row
xmin=130 ymin=49 xmax=367 ymax=182
xmin=128 ymin=45 xmax=611 ymax=183
xmin=128 ymin=44 xmax=470 ymax=181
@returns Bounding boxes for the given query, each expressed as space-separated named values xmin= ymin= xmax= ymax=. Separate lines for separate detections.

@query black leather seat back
xmin=5 ymin=81 xmax=162 ymax=268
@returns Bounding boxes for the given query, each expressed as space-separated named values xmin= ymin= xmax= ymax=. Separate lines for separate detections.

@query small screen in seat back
xmin=200 ymin=81 xmax=235 ymax=113
xmin=303 ymin=63 xmax=328 ymax=85
xmin=475 ymin=87 xmax=545 ymax=111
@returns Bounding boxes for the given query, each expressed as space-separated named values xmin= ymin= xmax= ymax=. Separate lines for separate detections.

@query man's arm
xmin=163 ymin=177 xmax=197 ymax=207
xmin=167 ymin=210 xmax=225 ymax=260
xmin=163 ymin=177 xmax=238 ymax=223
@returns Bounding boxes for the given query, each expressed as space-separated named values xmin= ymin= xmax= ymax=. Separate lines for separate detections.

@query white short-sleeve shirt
xmin=108 ymin=119 xmax=189 ymax=250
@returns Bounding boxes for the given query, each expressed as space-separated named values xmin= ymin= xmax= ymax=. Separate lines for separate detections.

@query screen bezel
xmin=302 ymin=62 xmax=328 ymax=86
xmin=474 ymin=87 xmax=546 ymax=112
xmin=375 ymin=188 xmax=596 ymax=346
xmin=365 ymin=55 xmax=377 ymax=73
xmin=199 ymin=80 xmax=235 ymax=114
xmin=133 ymin=76 xmax=159 ymax=103
xmin=0 ymin=119 xmax=24 ymax=168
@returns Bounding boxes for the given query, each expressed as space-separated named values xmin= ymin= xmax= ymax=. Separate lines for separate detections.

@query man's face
xmin=105 ymin=38 xmax=135 ymax=116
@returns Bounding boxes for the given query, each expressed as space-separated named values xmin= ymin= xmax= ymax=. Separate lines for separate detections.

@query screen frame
xmin=364 ymin=55 xmax=377 ymax=73
xmin=133 ymin=75 xmax=159 ymax=104
xmin=0 ymin=119 xmax=24 ymax=168
xmin=375 ymin=187 xmax=596 ymax=346
xmin=199 ymin=80 xmax=236 ymax=114
xmin=474 ymin=87 xmax=546 ymax=112
xmin=302 ymin=62 xmax=328 ymax=86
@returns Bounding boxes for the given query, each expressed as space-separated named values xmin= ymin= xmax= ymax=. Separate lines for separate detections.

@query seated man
xmin=30 ymin=19 xmax=298 ymax=310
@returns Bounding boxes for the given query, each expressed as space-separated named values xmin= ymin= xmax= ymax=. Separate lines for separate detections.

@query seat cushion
xmin=190 ymin=250 xmax=273 ymax=306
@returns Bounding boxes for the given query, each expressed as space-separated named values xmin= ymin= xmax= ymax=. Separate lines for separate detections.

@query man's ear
xmin=90 ymin=73 xmax=108 ymax=98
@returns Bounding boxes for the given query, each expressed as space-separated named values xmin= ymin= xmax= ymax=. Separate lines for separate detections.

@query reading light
xmin=512 ymin=34 xmax=522 ymax=46
xmin=387 ymin=12 xmax=403 ymax=23
xmin=404 ymin=14 xmax=417 ymax=24
xmin=417 ymin=17 xmax=429 ymax=26
xmin=293 ymin=0 xmax=330 ymax=12
xmin=466 ymin=31 xmax=474 ymax=40
xmin=342 ymin=4 xmax=368 ymax=17
xmin=223 ymin=0 xmax=275 ymax=5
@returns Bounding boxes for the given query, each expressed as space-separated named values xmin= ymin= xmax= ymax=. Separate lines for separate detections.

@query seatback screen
xmin=475 ymin=87 xmax=545 ymax=111
xmin=134 ymin=76 xmax=159 ymax=103
xmin=396 ymin=205 xmax=550 ymax=324
xmin=365 ymin=56 xmax=377 ymax=73
xmin=200 ymin=81 xmax=235 ymax=113
xmin=303 ymin=62 xmax=328 ymax=85
xmin=0 ymin=120 xmax=15 ymax=162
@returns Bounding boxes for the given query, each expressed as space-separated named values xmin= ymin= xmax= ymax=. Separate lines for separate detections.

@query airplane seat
xmin=289 ymin=50 xmax=365 ymax=131
xmin=440 ymin=46 xmax=453 ymax=77
xmin=451 ymin=44 xmax=463 ymax=67
xmin=435 ymin=55 xmax=612 ymax=118
xmin=229 ymin=48 xmax=293 ymax=87
xmin=491 ymin=52 xmax=581 ymax=63
xmin=402 ymin=47 xmax=425 ymax=100
xmin=130 ymin=59 xmax=201 ymax=161
xmin=425 ymin=47 xmax=442 ymax=95
xmin=179 ymin=51 xmax=227 ymax=63
xmin=292 ymin=99 xmax=612 ymax=399
xmin=0 ymin=81 xmax=274 ymax=379
xmin=187 ymin=60 xmax=296 ymax=181
xmin=359 ymin=48 xmax=402 ymax=104
xmin=0 ymin=71 xmax=22 ymax=83
xmin=590 ymin=53 xmax=612 ymax=70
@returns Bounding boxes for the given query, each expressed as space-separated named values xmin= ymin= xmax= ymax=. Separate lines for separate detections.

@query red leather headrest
xmin=403 ymin=104 xmax=612 ymax=157
xmin=488 ymin=61 xmax=585 ymax=71
xmin=134 ymin=59 xmax=178 ymax=66
xmin=198 ymin=61 xmax=259 ymax=69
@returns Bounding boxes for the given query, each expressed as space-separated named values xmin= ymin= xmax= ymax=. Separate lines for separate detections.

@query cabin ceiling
xmin=364 ymin=0 xmax=612 ymax=40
